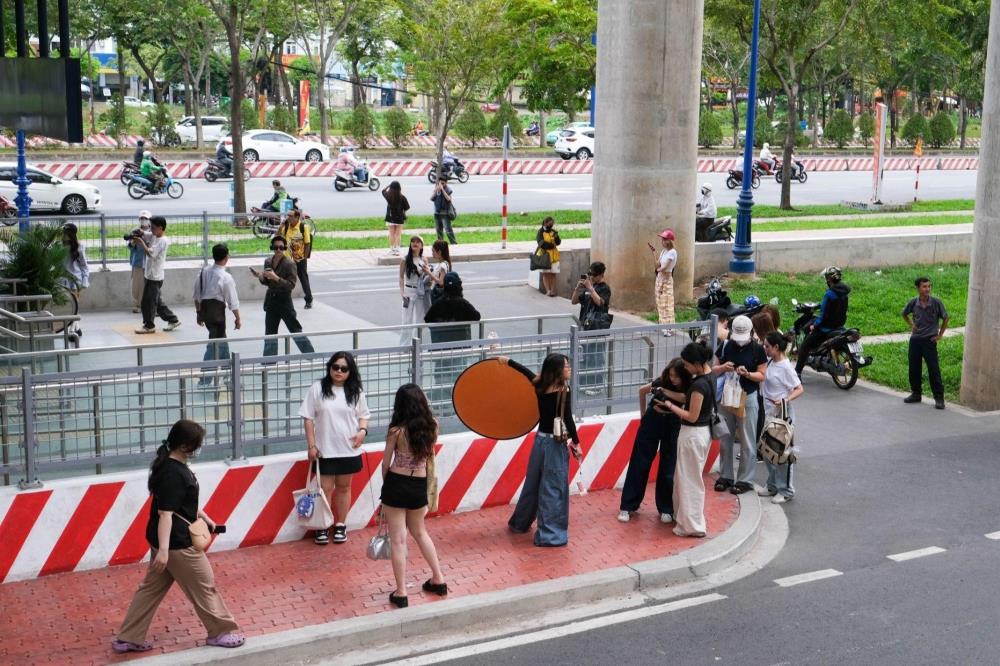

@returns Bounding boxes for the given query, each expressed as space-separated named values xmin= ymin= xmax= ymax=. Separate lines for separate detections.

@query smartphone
xmin=212 ymin=524 xmax=227 ymax=534
xmin=249 ymin=267 xmax=260 ymax=277
xmin=580 ymin=274 xmax=588 ymax=281
xmin=647 ymin=242 xmax=656 ymax=251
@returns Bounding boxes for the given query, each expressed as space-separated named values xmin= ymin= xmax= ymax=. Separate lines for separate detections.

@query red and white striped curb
xmin=561 ymin=159 xmax=594 ymax=174
xmin=75 ymin=162 xmax=123 ymax=181
xmin=34 ymin=163 xmax=79 ymax=179
xmin=245 ymin=162 xmax=296 ymax=179
xmin=294 ymin=162 xmax=337 ymax=178
xmin=0 ymin=412 xmax=720 ymax=584
xmin=937 ymin=157 xmax=978 ymax=170
xmin=188 ymin=162 xmax=208 ymax=179
xmin=520 ymin=159 xmax=563 ymax=175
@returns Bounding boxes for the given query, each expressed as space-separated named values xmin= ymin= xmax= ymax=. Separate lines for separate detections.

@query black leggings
xmin=620 ymin=410 xmax=680 ymax=515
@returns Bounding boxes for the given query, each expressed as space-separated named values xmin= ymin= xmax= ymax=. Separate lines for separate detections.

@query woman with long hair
xmin=618 ymin=358 xmax=691 ymax=524
xmin=380 ymin=383 xmax=447 ymax=608
xmin=383 ymin=180 xmax=410 ymax=255
xmin=423 ymin=239 xmax=452 ymax=305
xmin=499 ymin=353 xmax=581 ymax=546
xmin=61 ymin=223 xmax=89 ymax=337
xmin=660 ymin=343 xmax=716 ymax=538
xmin=534 ymin=216 xmax=561 ymax=297
xmin=299 ymin=352 xmax=371 ymax=545
xmin=759 ymin=331 xmax=804 ymax=504
xmin=113 ymin=420 xmax=244 ymax=653
xmin=650 ymin=229 xmax=677 ymax=335
xmin=399 ymin=235 xmax=429 ymax=344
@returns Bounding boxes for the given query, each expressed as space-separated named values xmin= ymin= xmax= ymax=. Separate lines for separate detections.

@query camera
xmin=124 ymin=228 xmax=143 ymax=241
xmin=653 ymin=388 xmax=670 ymax=403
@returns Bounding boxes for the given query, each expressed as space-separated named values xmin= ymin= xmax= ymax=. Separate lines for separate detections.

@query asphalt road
xmin=424 ymin=377 xmax=1000 ymax=665
xmin=80 ymin=168 xmax=979 ymax=219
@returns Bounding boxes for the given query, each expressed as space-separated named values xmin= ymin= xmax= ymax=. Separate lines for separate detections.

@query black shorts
xmin=380 ymin=471 xmax=428 ymax=510
xmin=317 ymin=455 xmax=362 ymax=476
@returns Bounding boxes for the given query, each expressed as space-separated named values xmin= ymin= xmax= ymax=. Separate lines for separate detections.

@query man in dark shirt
xmin=795 ymin=266 xmax=851 ymax=377
xmin=425 ymin=272 xmax=481 ymax=342
xmin=256 ymin=236 xmax=314 ymax=357
xmin=572 ymin=262 xmax=612 ymax=392
xmin=902 ymin=276 xmax=949 ymax=409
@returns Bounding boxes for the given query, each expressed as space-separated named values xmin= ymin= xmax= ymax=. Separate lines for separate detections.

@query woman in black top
xmin=618 ymin=358 xmax=692 ymax=524
xmin=499 ymin=353 xmax=581 ymax=546
xmin=113 ymin=420 xmax=244 ymax=653
xmin=383 ymin=180 xmax=410 ymax=256
xmin=661 ymin=343 xmax=716 ymax=538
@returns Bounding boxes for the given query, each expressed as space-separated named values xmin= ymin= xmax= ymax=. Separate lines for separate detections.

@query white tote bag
xmin=292 ymin=459 xmax=335 ymax=531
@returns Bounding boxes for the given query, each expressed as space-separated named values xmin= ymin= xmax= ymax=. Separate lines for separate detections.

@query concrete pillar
xmin=961 ymin=0 xmax=1000 ymax=410
xmin=591 ymin=0 xmax=704 ymax=311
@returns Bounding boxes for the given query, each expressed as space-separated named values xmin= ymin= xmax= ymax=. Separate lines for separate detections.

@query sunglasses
xmin=330 ymin=364 xmax=350 ymax=372
xmin=272 ymin=244 xmax=286 ymax=251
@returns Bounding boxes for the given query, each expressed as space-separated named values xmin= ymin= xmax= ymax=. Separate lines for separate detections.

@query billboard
xmin=0 ymin=58 xmax=84 ymax=143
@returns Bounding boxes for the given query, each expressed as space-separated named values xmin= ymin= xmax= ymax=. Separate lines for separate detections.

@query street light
xmin=730 ymin=0 xmax=762 ymax=275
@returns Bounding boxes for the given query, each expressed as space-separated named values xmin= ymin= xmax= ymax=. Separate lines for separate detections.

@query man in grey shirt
xmin=194 ymin=244 xmax=241 ymax=385
xmin=902 ymin=276 xmax=949 ymax=410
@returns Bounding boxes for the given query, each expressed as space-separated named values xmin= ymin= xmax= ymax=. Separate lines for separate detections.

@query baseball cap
xmin=443 ymin=272 xmax=462 ymax=290
xmin=138 ymin=210 xmax=152 ymax=220
xmin=658 ymin=229 xmax=675 ymax=240
xmin=729 ymin=315 xmax=753 ymax=344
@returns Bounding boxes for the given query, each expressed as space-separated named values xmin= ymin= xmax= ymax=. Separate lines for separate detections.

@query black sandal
xmin=714 ymin=478 xmax=733 ymax=492
xmin=389 ymin=592 xmax=408 ymax=608
xmin=422 ymin=579 xmax=448 ymax=596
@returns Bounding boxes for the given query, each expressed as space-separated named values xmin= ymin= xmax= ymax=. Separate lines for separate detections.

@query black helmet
xmin=821 ymin=266 xmax=842 ymax=282
xmin=137 ymin=139 xmax=145 ymax=146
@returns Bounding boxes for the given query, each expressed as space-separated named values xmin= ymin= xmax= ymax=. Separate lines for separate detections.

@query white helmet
xmin=143 ymin=151 xmax=151 ymax=157
xmin=701 ymin=183 xmax=712 ymax=194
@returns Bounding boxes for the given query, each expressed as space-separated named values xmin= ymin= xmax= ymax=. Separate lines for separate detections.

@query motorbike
xmin=249 ymin=197 xmax=317 ymax=239
xmin=787 ymin=298 xmax=872 ymax=390
xmin=333 ymin=162 xmax=380 ymax=192
xmin=127 ymin=171 xmax=184 ymax=200
xmin=0 ymin=194 xmax=17 ymax=223
xmin=204 ymin=159 xmax=251 ymax=183
xmin=687 ymin=277 xmax=767 ymax=341
xmin=725 ymin=167 xmax=761 ymax=190
xmin=525 ymin=122 xmax=540 ymax=137
xmin=119 ymin=161 xmax=140 ymax=186
xmin=427 ymin=159 xmax=470 ymax=184
xmin=695 ymin=215 xmax=733 ymax=242
xmin=775 ymin=159 xmax=808 ymax=184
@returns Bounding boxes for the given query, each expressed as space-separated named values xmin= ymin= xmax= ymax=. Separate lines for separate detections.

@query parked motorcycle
xmin=333 ymin=162 xmax=380 ymax=192
xmin=427 ymin=160 xmax=470 ymax=184
xmin=204 ymin=159 xmax=251 ymax=183
xmin=127 ymin=171 xmax=184 ymax=200
xmin=119 ymin=161 xmax=140 ymax=186
xmin=775 ymin=159 xmax=808 ymax=184
xmin=696 ymin=216 xmax=733 ymax=242
xmin=787 ymin=298 xmax=872 ymax=389
xmin=0 ymin=194 xmax=17 ymax=223
xmin=725 ymin=167 xmax=760 ymax=190
xmin=687 ymin=279 xmax=768 ymax=341
xmin=248 ymin=197 xmax=316 ymax=239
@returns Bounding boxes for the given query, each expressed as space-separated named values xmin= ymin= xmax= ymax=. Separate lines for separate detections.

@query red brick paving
xmin=0 ymin=481 xmax=737 ymax=666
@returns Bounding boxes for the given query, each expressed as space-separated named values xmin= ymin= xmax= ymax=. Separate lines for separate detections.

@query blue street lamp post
xmin=14 ymin=130 xmax=32 ymax=232
xmin=589 ymin=32 xmax=596 ymax=127
xmin=730 ymin=0 xmax=762 ymax=275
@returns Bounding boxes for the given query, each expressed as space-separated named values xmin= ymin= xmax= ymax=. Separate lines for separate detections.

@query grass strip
xmin=718 ymin=199 xmax=974 ymax=219
xmin=752 ymin=214 xmax=972 ymax=233
xmin=862 ymin=335 xmax=964 ymax=402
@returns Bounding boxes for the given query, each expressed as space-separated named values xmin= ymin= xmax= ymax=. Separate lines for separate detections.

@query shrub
xmin=453 ymin=104 xmax=488 ymax=147
xmin=753 ymin=113 xmax=772 ymax=147
xmin=267 ymin=106 xmax=297 ymax=135
xmin=344 ymin=104 xmax=376 ymax=148
xmin=824 ymin=109 xmax=854 ymax=148
xmin=928 ymin=111 xmax=956 ymax=148
xmin=0 ymin=226 xmax=72 ymax=306
xmin=489 ymin=101 xmax=522 ymax=142
xmin=698 ymin=111 xmax=723 ymax=148
xmin=857 ymin=111 xmax=875 ymax=146
xmin=901 ymin=113 xmax=928 ymax=146
xmin=241 ymin=98 xmax=260 ymax=130
xmin=384 ymin=106 xmax=411 ymax=148
xmin=99 ymin=94 xmax=129 ymax=141
xmin=143 ymin=104 xmax=180 ymax=147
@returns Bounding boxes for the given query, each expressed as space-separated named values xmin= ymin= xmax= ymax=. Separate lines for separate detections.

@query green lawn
xmin=753 ymin=213 xmax=972 ymax=233
xmin=310 ymin=210 xmax=591 ymax=232
xmin=718 ymin=199 xmax=974 ymax=219
xmin=862 ymin=335 xmax=964 ymax=402
xmin=666 ymin=264 xmax=969 ymax=337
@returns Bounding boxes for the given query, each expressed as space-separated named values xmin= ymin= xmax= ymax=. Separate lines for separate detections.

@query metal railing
xmin=0 ymin=318 xmax=713 ymax=489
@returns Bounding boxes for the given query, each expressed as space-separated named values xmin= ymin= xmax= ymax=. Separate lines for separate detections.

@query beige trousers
xmin=117 ymin=547 xmax=240 ymax=644
xmin=672 ymin=425 xmax=711 ymax=535
xmin=656 ymin=275 xmax=675 ymax=324
xmin=131 ymin=267 xmax=145 ymax=307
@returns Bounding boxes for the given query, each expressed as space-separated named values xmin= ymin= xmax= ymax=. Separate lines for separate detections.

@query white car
xmin=554 ymin=127 xmax=595 ymax=160
xmin=175 ymin=116 xmax=229 ymax=144
xmin=123 ymin=96 xmax=154 ymax=108
xmin=223 ymin=130 xmax=330 ymax=162
xmin=0 ymin=163 xmax=101 ymax=215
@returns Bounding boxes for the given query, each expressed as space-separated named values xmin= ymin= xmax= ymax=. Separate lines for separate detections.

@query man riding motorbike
xmin=334 ymin=149 xmax=364 ymax=183
xmin=262 ymin=180 xmax=289 ymax=213
xmin=759 ymin=142 xmax=775 ymax=172
xmin=441 ymin=148 xmax=458 ymax=177
xmin=795 ymin=266 xmax=852 ymax=377
xmin=139 ymin=151 xmax=166 ymax=192
xmin=215 ymin=141 xmax=234 ymax=176
xmin=526 ymin=121 xmax=540 ymax=136
xmin=695 ymin=183 xmax=717 ymax=242
xmin=133 ymin=139 xmax=146 ymax=166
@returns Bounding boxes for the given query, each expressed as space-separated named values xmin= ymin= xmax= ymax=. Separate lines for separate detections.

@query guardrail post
xmin=569 ymin=325 xmax=580 ymax=415
xmin=99 ymin=214 xmax=109 ymax=272
xmin=19 ymin=367 xmax=41 ymax=489
xmin=708 ymin=314 xmax=719 ymax=356
xmin=228 ymin=353 xmax=247 ymax=465
xmin=201 ymin=212 xmax=210 ymax=266
xmin=92 ymin=384 xmax=102 ymax=475
xmin=605 ymin=340 xmax=614 ymax=415
xmin=411 ymin=337 xmax=422 ymax=386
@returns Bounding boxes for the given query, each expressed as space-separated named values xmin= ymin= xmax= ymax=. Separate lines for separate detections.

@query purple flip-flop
xmin=111 ymin=639 xmax=153 ymax=653
xmin=206 ymin=632 xmax=246 ymax=648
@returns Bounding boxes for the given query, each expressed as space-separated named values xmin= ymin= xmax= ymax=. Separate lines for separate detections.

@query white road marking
xmin=391 ymin=593 xmax=727 ymax=665
xmin=886 ymin=546 xmax=947 ymax=562
xmin=984 ymin=531 xmax=1000 ymax=540
xmin=773 ymin=568 xmax=843 ymax=588
xmin=310 ymin=279 xmax=523 ymax=297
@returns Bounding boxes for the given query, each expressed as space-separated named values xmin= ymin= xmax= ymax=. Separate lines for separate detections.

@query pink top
xmin=389 ymin=427 xmax=427 ymax=472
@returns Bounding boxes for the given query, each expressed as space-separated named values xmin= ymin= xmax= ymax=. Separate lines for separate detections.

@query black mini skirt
xmin=381 ymin=471 xmax=428 ymax=510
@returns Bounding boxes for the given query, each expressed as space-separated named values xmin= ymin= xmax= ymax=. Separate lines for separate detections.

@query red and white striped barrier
xmin=471 ymin=159 xmax=506 ymax=176
xmin=520 ymin=159 xmax=563 ymax=175
xmin=188 ymin=162 xmax=208 ymax=179
xmin=84 ymin=134 xmax=117 ymax=148
xmin=714 ymin=159 xmax=738 ymax=173
xmin=561 ymin=159 xmax=594 ymax=174
xmin=938 ymin=157 xmax=978 ymax=170
xmin=295 ymin=162 xmax=337 ymax=178
xmin=385 ymin=160 xmax=432 ymax=177
xmin=245 ymin=162 xmax=296 ymax=179
xmin=697 ymin=159 xmax=715 ymax=173
xmin=844 ymin=158 xmax=874 ymax=171
xmin=76 ymin=162 xmax=122 ymax=181
xmin=0 ymin=412 xmax=720 ymax=584
xmin=0 ymin=135 xmax=15 ymax=148
xmin=34 ymin=163 xmax=79 ymax=179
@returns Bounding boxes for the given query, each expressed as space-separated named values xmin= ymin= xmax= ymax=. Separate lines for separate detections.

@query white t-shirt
xmin=298 ymin=381 xmax=372 ymax=459
xmin=761 ymin=358 xmax=801 ymax=421
xmin=431 ymin=260 xmax=450 ymax=286
xmin=144 ymin=235 xmax=169 ymax=281
xmin=657 ymin=249 xmax=677 ymax=281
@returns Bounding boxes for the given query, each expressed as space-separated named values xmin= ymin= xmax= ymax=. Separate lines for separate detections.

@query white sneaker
xmin=771 ymin=495 xmax=792 ymax=504
xmin=660 ymin=513 xmax=673 ymax=524
xmin=134 ymin=326 xmax=155 ymax=334
xmin=662 ymin=330 xmax=674 ymax=337
xmin=132 ymin=307 xmax=141 ymax=314
xmin=756 ymin=487 xmax=777 ymax=497
xmin=617 ymin=510 xmax=631 ymax=523
xmin=164 ymin=321 xmax=181 ymax=331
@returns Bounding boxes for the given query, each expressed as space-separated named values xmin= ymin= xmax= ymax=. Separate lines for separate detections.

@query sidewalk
xmin=0 ymin=483 xmax=739 ymax=666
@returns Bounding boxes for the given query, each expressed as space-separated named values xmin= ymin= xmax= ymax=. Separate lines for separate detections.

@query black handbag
xmin=530 ymin=247 xmax=552 ymax=271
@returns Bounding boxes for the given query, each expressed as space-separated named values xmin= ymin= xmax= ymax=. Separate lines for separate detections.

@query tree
xmin=901 ymin=113 xmax=928 ymax=146
xmin=824 ymin=109 xmax=854 ymax=148
xmin=753 ymin=112 xmax=773 ymax=148
xmin=489 ymin=101 xmax=522 ymax=142
xmin=344 ymin=103 xmax=376 ymax=147
xmin=145 ymin=104 xmax=180 ymax=146
xmin=338 ymin=0 xmax=396 ymax=110
xmin=928 ymin=110 xmax=956 ymax=148
xmin=290 ymin=0 xmax=358 ymax=145
xmin=698 ymin=111 xmax=723 ymax=148
xmin=396 ymin=0 xmax=519 ymax=172
xmin=702 ymin=19 xmax=749 ymax=148
xmin=453 ymin=104 xmax=488 ymax=147
xmin=856 ymin=111 xmax=875 ymax=146
xmin=384 ymin=106 xmax=411 ymax=148
xmin=162 ymin=0 xmax=223 ymax=148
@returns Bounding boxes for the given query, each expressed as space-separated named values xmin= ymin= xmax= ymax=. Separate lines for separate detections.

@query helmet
xmin=142 ymin=151 xmax=151 ymax=157
xmin=136 ymin=139 xmax=145 ymax=146
xmin=821 ymin=266 xmax=842 ymax=282
xmin=744 ymin=295 xmax=761 ymax=309
xmin=701 ymin=183 xmax=712 ymax=194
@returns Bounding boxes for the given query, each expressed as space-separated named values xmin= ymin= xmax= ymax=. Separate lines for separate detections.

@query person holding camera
xmin=126 ymin=212 xmax=152 ymax=313
xmin=113 ymin=419 xmax=244 ymax=653
xmin=571 ymin=262 xmax=612 ymax=392
xmin=255 ymin=235 xmax=314 ymax=357
xmin=134 ymin=217 xmax=181 ymax=334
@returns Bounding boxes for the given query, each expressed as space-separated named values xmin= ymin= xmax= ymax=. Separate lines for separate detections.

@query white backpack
xmin=758 ymin=400 xmax=796 ymax=465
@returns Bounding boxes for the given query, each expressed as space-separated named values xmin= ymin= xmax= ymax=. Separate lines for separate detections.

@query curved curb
xmin=136 ymin=494 xmax=763 ymax=666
